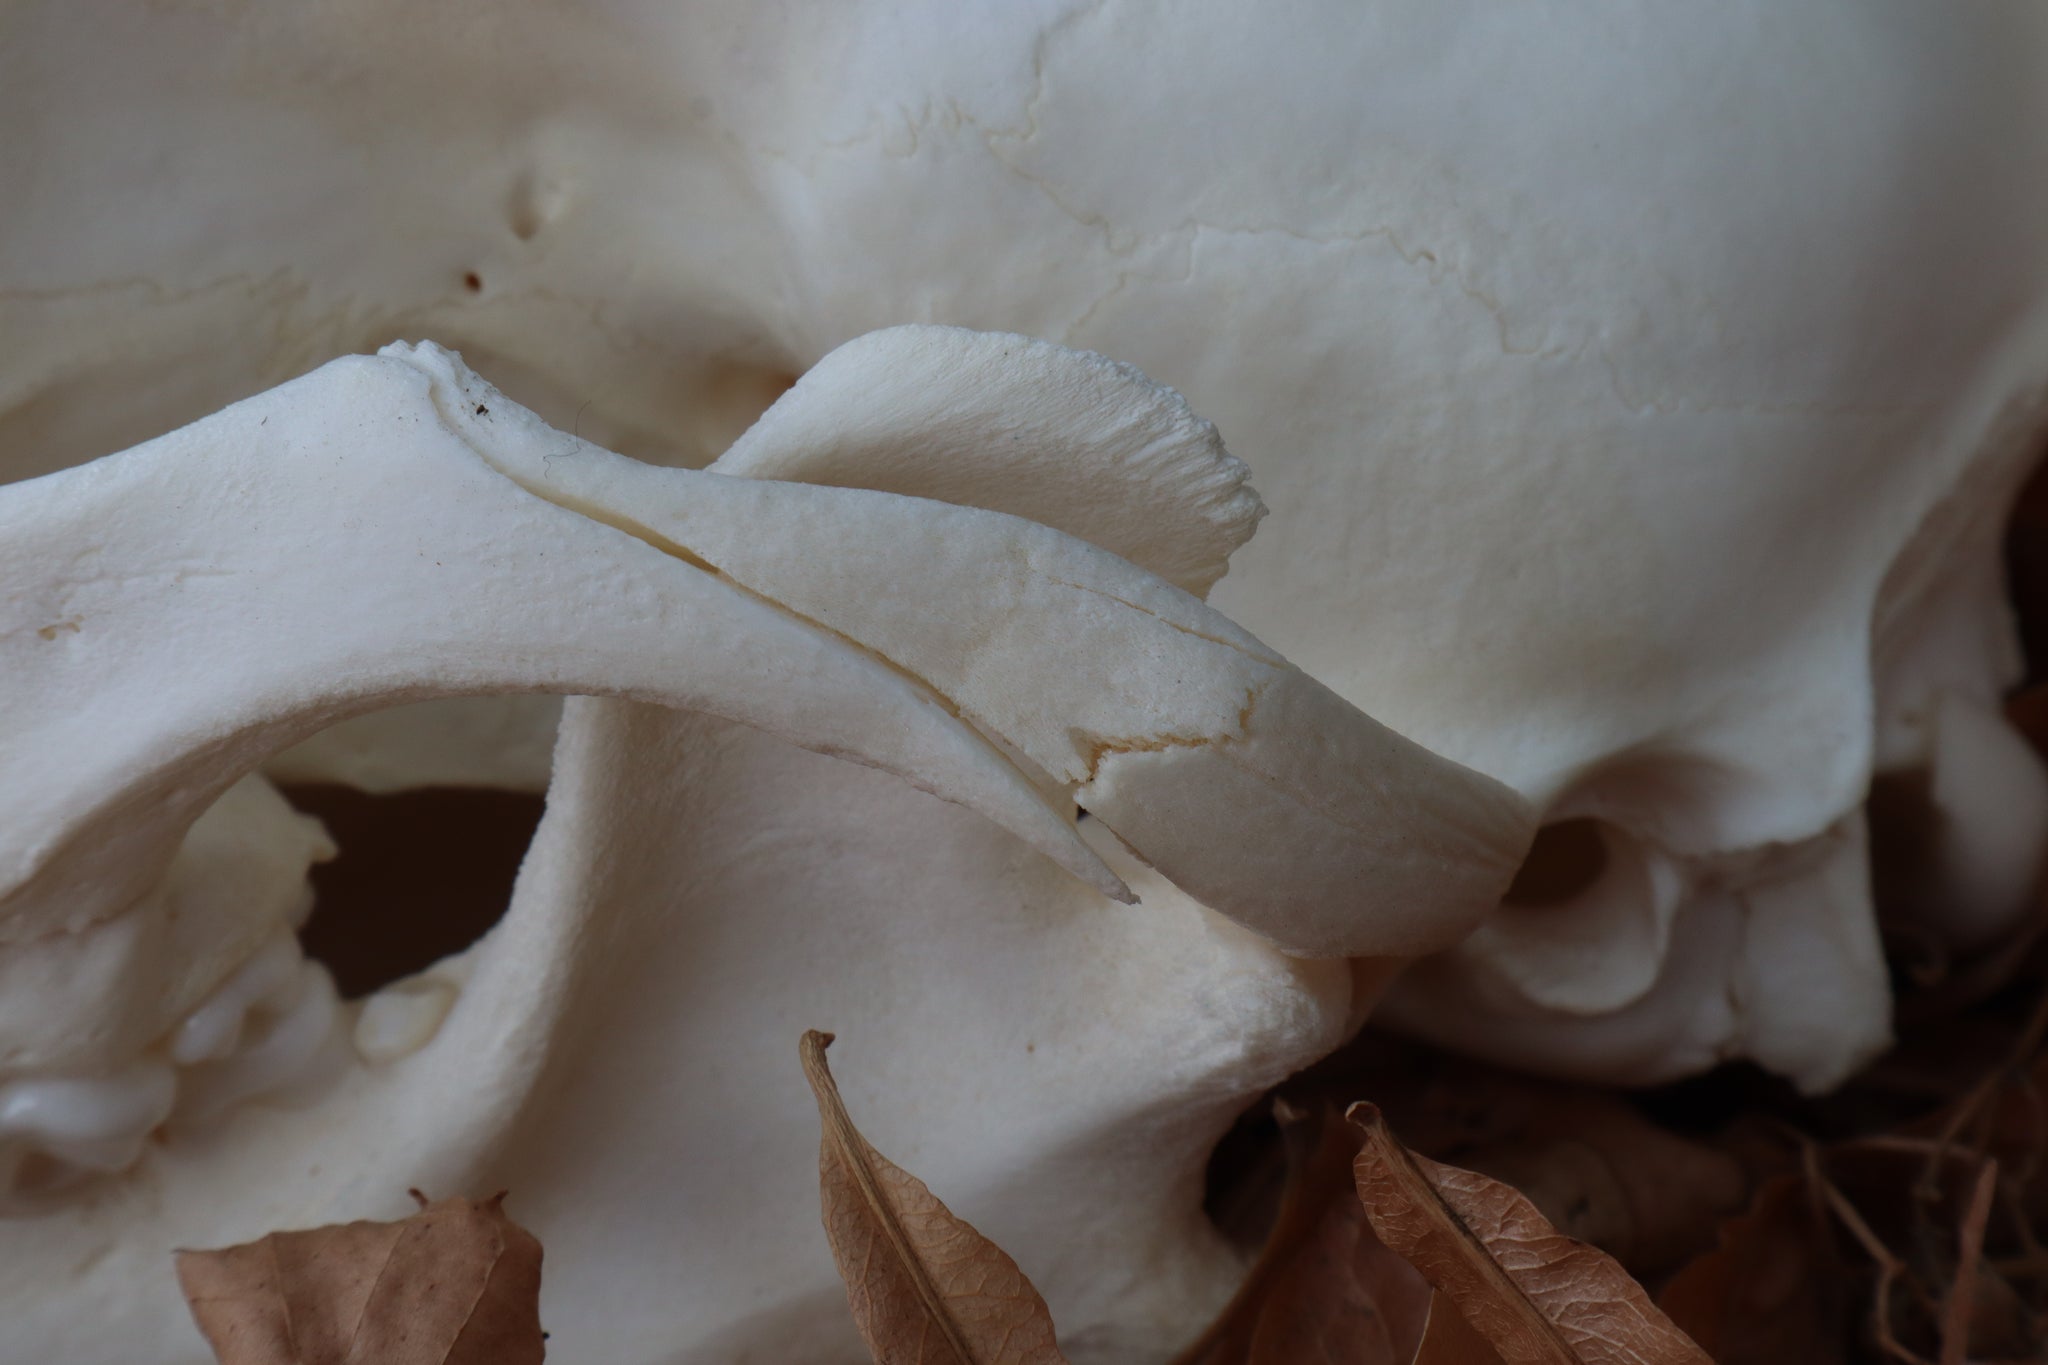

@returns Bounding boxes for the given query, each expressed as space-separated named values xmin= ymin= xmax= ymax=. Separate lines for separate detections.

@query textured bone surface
xmin=9 ymin=4 xmax=2048 ymax=1092
xmin=0 ymin=337 xmax=1527 ymax=1359
xmin=9 ymin=2 xmax=2048 ymax=1358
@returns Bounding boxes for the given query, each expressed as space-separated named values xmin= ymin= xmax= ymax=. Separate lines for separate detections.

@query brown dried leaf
xmin=1409 ymin=1070 xmax=1748 ymax=1276
xmin=175 ymin=1192 xmax=544 ymax=1365
xmin=1411 ymin=1291 xmax=1510 ymax=1365
xmin=801 ymin=1030 xmax=1068 ymax=1365
xmin=1658 ymin=1175 xmax=1844 ymax=1365
xmin=1348 ymin=1103 xmax=1710 ymax=1365
xmin=1175 ymin=1104 xmax=1431 ymax=1365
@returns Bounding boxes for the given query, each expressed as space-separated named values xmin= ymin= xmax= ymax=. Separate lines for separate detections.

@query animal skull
xmin=7 ymin=2 xmax=2048 ymax=1361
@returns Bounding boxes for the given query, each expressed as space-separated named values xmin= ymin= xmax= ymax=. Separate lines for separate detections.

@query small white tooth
xmin=0 ymin=1059 xmax=177 ymax=1173
xmin=353 ymin=978 xmax=459 ymax=1064
xmin=174 ymin=962 xmax=343 ymax=1127
xmin=169 ymin=934 xmax=302 ymax=1065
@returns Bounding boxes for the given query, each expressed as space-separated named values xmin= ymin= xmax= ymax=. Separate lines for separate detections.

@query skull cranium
xmin=6 ymin=4 xmax=2048 ymax=1361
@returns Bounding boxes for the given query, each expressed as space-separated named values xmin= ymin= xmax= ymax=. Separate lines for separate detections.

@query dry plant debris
xmin=795 ymin=1041 xmax=1723 ymax=1365
xmin=175 ymin=1192 xmax=544 ymax=1364
xmin=164 ymin=966 xmax=2048 ymax=1365
xmin=801 ymin=1029 xmax=1069 ymax=1365
xmin=802 ymin=943 xmax=2048 ymax=1365
xmin=1348 ymin=1104 xmax=1711 ymax=1365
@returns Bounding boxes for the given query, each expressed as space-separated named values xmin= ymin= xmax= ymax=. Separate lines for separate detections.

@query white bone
xmin=8 ymin=4 xmax=2048 ymax=1359
xmin=0 ymin=333 xmax=1527 ymax=1360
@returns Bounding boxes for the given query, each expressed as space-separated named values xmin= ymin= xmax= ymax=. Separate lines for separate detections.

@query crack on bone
xmin=411 ymin=354 xmax=1342 ymax=925
xmin=968 ymin=13 xmax=1543 ymax=356
xmin=960 ymin=19 xmax=1950 ymax=409
xmin=1076 ymin=682 xmax=1265 ymax=785
xmin=518 ymin=471 xmax=1273 ymax=816
xmin=1041 ymin=574 xmax=1279 ymax=664
xmin=414 ymin=348 xmax=1249 ymax=789
xmin=481 ymin=461 xmax=1005 ymax=738
xmin=418 ymin=369 xmax=1133 ymax=852
xmin=396 ymin=350 xmax=1134 ymax=903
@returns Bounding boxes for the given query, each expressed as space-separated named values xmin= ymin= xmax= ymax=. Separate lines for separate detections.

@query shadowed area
xmin=281 ymin=784 xmax=544 ymax=999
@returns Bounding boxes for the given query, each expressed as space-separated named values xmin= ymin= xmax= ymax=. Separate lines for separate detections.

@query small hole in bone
xmin=1502 ymin=818 xmax=1610 ymax=908
xmin=281 ymin=784 xmax=543 ymax=999
xmin=462 ymin=271 xmax=483 ymax=293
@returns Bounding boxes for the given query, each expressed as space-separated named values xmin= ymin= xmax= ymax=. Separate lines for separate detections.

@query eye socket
xmin=282 ymin=784 xmax=543 ymax=999
xmin=1502 ymin=818 xmax=1610 ymax=908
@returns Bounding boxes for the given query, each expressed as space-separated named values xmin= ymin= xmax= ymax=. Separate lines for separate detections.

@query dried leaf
xmin=1411 ymin=1291 xmax=1510 ymax=1365
xmin=176 ymin=1191 xmax=544 ymax=1365
xmin=1404 ymin=1069 xmax=1747 ymax=1276
xmin=1238 ymin=1209 xmax=1426 ymax=1365
xmin=1347 ymin=1103 xmax=1710 ymax=1365
xmin=801 ymin=1030 xmax=1068 ymax=1365
xmin=1658 ymin=1175 xmax=1844 ymax=1365
xmin=1175 ymin=1105 xmax=1431 ymax=1365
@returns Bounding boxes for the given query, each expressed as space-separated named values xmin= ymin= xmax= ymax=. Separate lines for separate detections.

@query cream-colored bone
xmin=0 ymin=331 xmax=1531 ymax=1361
xmin=0 ymin=352 xmax=1121 ymax=944
xmin=710 ymin=326 xmax=1265 ymax=598
xmin=10 ymin=4 xmax=2048 ymax=1357
xmin=3 ymin=339 xmax=1530 ymax=960
xmin=1381 ymin=816 xmax=1892 ymax=1091
xmin=413 ymin=335 xmax=1534 ymax=957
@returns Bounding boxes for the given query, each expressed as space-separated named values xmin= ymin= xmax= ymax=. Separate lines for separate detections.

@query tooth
xmin=167 ymin=934 xmax=301 ymax=1066
xmin=0 ymin=1058 xmax=177 ymax=1181
xmin=352 ymin=977 xmax=459 ymax=1065
xmin=0 ymin=932 xmax=356 ymax=1199
xmin=172 ymin=962 xmax=344 ymax=1128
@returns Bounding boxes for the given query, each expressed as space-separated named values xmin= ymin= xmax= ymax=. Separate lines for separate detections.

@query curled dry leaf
xmin=1347 ymin=1103 xmax=1710 ymax=1365
xmin=174 ymin=1192 xmax=544 ymax=1365
xmin=800 ymin=1030 xmax=1068 ymax=1365
xmin=1173 ymin=1104 xmax=1431 ymax=1365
